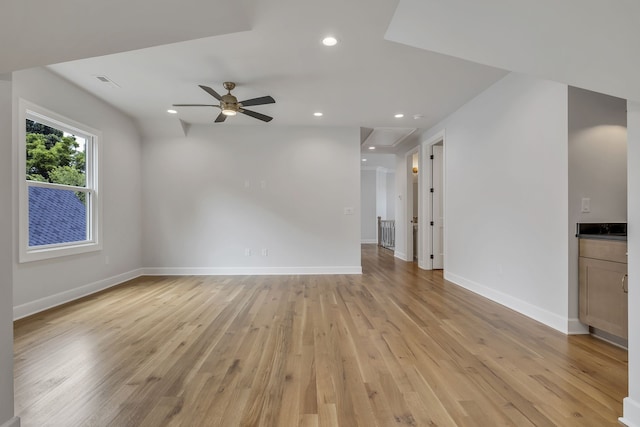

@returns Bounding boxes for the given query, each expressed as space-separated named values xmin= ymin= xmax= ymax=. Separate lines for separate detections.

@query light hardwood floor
xmin=14 ymin=245 xmax=628 ymax=426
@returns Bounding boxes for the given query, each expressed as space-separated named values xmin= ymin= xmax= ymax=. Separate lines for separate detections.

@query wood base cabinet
xmin=578 ymin=239 xmax=628 ymax=339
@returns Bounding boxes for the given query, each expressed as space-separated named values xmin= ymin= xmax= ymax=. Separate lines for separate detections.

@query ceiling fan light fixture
xmin=178 ymin=83 xmax=275 ymax=123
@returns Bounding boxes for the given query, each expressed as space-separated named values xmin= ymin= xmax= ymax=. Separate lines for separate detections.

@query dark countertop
xmin=576 ymin=222 xmax=627 ymax=241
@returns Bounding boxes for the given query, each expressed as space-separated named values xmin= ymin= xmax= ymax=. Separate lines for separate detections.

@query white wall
xmin=386 ymin=172 xmax=395 ymax=219
xmin=376 ymin=168 xmax=388 ymax=219
xmin=361 ymin=169 xmax=377 ymax=243
xmin=12 ymin=68 xmax=143 ymax=317
xmin=568 ymin=87 xmax=627 ymax=322
xmin=623 ymin=101 xmax=640 ymax=427
xmin=142 ymin=125 xmax=361 ymax=274
xmin=0 ymin=77 xmax=18 ymax=427
xmin=417 ymin=73 xmax=571 ymax=332
xmin=392 ymin=146 xmax=415 ymax=262
xmin=412 ymin=183 xmax=418 ymax=217
xmin=393 ymin=151 xmax=410 ymax=261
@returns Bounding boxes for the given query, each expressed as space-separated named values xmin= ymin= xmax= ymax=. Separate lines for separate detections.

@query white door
xmin=432 ymin=144 xmax=444 ymax=269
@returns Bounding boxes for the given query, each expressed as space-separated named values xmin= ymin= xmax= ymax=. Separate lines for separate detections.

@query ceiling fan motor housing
xmin=221 ymin=93 xmax=239 ymax=114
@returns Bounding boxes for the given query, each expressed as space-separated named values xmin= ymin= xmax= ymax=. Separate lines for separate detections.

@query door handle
xmin=622 ymin=273 xmax=628 ymax=294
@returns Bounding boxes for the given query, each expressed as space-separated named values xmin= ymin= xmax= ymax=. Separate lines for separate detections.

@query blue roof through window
xmin=29 ymin=186 xmax=86 ymax=246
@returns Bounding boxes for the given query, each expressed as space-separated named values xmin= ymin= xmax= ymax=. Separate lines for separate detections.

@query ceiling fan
xmin=173 ymin=82 xmax=275 ymax=123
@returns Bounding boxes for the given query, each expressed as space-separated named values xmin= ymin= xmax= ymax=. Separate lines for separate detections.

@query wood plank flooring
xmin=14 ymin=245 xmax=628 ymax=426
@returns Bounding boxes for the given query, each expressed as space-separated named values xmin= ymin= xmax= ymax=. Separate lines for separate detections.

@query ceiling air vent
xmin=94 ymin=75 xmax=120 ymax=89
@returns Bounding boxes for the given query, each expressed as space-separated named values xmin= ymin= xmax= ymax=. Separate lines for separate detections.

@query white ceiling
xmin=5 ymin=0 xmax=639 ymax=150
xmin=0 ymin=0 xmax=254 ymax=74
xmin=386 ymin=0 xmax=640 ymax=103
xmin=39 ymin=0 xmax=507 ymax=141
xmin=362 ymin=128 xmax=416 ymax=148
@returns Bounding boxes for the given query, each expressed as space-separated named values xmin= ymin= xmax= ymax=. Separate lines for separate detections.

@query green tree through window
xmin=26 ymin=119 xmax=86 ymax=201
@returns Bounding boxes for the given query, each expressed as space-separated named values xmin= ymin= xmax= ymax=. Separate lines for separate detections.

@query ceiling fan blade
xmin=199 ymin=85 xmax=223 ymax=101
xmin=239 ymin=96 xmax=275 ymax=107
xmin=214 ymin=112 xmax=227 ymax=123
xmin=172 ymin=104 xmax=219 ymax=107
xmin=240 ymin=109 xmax=273 ymax=122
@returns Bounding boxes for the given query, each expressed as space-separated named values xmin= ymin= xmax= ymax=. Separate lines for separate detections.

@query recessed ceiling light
xmin=413 ymin=114 xmax=424 ymax=120
xmin=167 ymin=109 xmax=177 ymax=114
xmin=368 ymin=146 xmax=376 ymax=150
xmin=394 ymin=113 xmax=404 ymax=118
xmin=362 ymin=158 xmax=367 ymax=162
xmin=314 ymin=112 xmax=323 ymax=117
xmin=322 ymin=36 xmax=338 ymax=46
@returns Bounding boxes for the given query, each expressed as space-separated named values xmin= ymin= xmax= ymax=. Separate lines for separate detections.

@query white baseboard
xmin=394 ymin=251 xmax=408 ymax=261
xmin=361 ymin=239 xmax=377 ymax=244
xmin=567 ymin=318 xmax=589 ymax=335
xmin=444 ymin=271 xmax=571 ymax=334
xmin=143 ymin=266 xmax=363 ymax=276
xmin=13 ymin=269 xmax=144 ymax=320
xmin=418 ymin=260 xmax=432 ymax=270
xmin=621 ymin=397 xmax=640 ymax=427
xmin=0 ymin=416 xmax=20 ymax=427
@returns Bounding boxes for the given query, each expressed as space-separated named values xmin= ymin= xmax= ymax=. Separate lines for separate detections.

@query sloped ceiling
xmin=386 ymin=0 xmax=640 ymax=102
xmin=0 ymin=0 xmax=255 ymax=74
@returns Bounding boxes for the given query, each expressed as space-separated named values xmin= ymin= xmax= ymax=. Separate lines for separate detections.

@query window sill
xmin=19 ymin=241 xmax=102 ymax=263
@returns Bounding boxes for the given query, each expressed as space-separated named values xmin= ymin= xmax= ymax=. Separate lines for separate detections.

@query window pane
xmin=26 ymin=119 xmax=87 ymax=187
xmin=28 ymin=186 xmax=88 ymax=246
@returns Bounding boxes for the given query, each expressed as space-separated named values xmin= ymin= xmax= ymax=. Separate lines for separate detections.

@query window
xmin=19 ymin=100 xmax=101 ymax=262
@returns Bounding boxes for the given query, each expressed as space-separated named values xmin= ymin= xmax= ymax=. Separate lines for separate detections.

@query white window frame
xmin=18 ymin=99 xmax=102 ymax=263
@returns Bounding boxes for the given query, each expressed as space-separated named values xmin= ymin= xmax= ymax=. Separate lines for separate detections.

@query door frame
xmin=421 ymin=130 xmax=446 ymax=270
xmin=404 ymin=147 xmax=420 ymax=263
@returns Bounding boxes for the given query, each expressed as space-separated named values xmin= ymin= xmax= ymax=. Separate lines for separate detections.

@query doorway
xmin=431 ymin=142 xmax=444 ymax=269
xmin=422 ymin=131 xmax=445 ymax=270
xmin=411 ymin=152 xmax=419 ymax=262
xmin=405 ymin=148 xmax=420 ymax=263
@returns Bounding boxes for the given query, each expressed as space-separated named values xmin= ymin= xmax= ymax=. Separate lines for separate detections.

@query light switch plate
xmin=581 ymin=198 xmax=591 ymax=213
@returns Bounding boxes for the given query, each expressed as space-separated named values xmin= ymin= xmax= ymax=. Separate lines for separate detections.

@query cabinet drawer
xmin=579 ymin=239 xmax=627 ymax=264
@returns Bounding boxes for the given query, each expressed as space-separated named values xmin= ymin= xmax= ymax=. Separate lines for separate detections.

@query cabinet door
xmin=579 ymin=257 xmax=628 ymax=339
